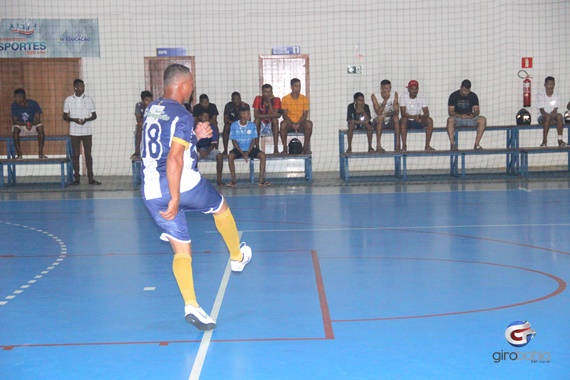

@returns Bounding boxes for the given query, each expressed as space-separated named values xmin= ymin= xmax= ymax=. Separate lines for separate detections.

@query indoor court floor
xmin=1 ymin=180 xmax=569 ymax=379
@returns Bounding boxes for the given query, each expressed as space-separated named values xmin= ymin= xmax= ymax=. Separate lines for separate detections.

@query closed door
xmin=258 ymin=54 xmax=309 ymax=102
xmin=144 ymin=57 xmax=196 ymax=106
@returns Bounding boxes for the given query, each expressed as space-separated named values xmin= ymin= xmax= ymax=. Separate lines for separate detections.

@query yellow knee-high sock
xmin=213 ymin=208 xmax=242 ymax=261
xmin=172 ymin=253 xmax=199 ymax=308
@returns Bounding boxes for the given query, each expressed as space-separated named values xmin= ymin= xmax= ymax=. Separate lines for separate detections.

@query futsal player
xmin=140 ymin=64 xmax=252 ymax=331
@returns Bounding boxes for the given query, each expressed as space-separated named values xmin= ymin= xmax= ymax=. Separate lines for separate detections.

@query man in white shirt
xmin=399 ymin=80 xmax=434 ymax=152
xmin=537 ymin=76 xmax=566 ymax=147
xmin=63 ymin=79 xmax=101 ymax=185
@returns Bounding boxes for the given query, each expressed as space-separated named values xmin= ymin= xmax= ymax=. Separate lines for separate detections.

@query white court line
xmin=518 ymin=187 xmax=532 ymax=192
xmin=205 ymin=222 xmax=570 ymax=235
xmin=189 ymin=232 xmax=242 ymax=380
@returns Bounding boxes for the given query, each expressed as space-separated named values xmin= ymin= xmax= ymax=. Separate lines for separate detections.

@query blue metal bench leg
xmin=249 ymin=160 xmax=255 ymax=184
xmin=305 ymin=157 xmax=312 ymax=182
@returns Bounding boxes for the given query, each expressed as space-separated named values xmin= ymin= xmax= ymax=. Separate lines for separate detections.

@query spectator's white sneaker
xmin=184 ymin=305 xmax=216 ymax=331
xmin=231 ymin=242 xmax=252 ymax=272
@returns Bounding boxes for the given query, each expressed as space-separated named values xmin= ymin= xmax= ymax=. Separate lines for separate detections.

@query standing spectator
xmin=399 ymin=80 xmax=435 ymax=152
xmin=222 ymin=92 xmax=249 ymax=155
xmin=63 ymin=79 xmax=101 ymax=185
xmin=446 ymin=79 xmax=486 ymax=150
xmin=192 ymin=94 xmax=219 ymax=131
xmin=132 ymin=90 xmax=153 ymax=159
xmin=196 ymin=110 xmax=225 ymax=187
xmin=141 ymin=64 xmax=251 ymax=330
xmin=537 ymin=76 xmax=566 ymax=147
xmin=10 ymin=88 xmax=47 ymax=159
xmin=346 ymin=92 xmax=373 ymax=153
xmin=253 ymin=84 xmax=282 ymax=155
xmin=371 ymin=79 xmax=399 ymax=152
xmin=280 ymin=78 xmax=313 ymax=154
xmin=228 ymin=107 xmax=270 ymax=187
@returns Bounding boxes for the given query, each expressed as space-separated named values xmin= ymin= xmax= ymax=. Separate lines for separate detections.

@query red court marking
xmin=311 ymin=250 xmax=335 ymax=339
xmin=0 ymin=250 xmax=335 ymax=350
xmin=390 ymin=227 xmax=570 ymax=257
xmin=331 ymin=257 xmax=566 ymax=323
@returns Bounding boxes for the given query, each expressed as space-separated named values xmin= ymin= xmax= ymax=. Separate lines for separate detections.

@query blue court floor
xmin=1 ymin=181 xmax=569 ymax=379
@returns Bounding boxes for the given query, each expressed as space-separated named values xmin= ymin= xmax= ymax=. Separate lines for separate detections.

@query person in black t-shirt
xmin=192 ymin=94 xmax=219 ymax=131
xmin=346 ymin=92 xmax=373 ymax=153
xmin=446 ymin=79 xmax=487 ymax=150
xmin=222 ymin=92 xmax=249 ymax=155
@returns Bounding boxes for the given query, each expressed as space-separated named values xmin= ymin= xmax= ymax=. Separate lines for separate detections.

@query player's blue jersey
xmin=141 ymin=98 xmax=201 ymax=200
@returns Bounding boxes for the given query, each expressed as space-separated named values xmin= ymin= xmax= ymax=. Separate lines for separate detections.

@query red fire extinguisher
xmin=519 ymin=70 xmax=532 ymax=107
xmin=523 ymin=77 xmax=531 ymax=107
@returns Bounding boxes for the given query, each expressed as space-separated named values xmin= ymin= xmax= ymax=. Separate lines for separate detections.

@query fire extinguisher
xmin=519 ymin=70 xmax=532 ymax=107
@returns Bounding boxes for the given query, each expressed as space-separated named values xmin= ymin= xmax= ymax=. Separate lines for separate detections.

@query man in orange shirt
xmin=280 ymin=78 xmax=313 ymax=154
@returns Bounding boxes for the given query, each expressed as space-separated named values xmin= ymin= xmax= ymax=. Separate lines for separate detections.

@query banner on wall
xmin=0 ymin=18 xmax=100 ymax=58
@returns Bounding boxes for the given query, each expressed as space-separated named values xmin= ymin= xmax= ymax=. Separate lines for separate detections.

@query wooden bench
xmin=519 ymin=146 xmax=570 ymax=177
xmin=132 ymin=153 xmax=313 ymax=187
xmin=338 ymin=125 xmax=520 ymax=182
xmin=249 ymin=153 xmax=312 ymax=183
xmin=0 ymin=135 xmax=73 ymax=188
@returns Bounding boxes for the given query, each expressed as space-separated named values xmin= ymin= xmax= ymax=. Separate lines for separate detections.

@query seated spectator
xmin=132 ymin=90 xmax=153 ymax=159
xmin=228 ymin=107 xmax=270 ymax=187
xmin=222 ymin=92 xmax=249 ymax=155
xmin=11 ymin=88 xmax=47 ymax=159
xmin=280 ymin=78 xmax=313 ymax=154
xmin=446 ymin=79 xmax=486 ymax=150
xmin=346 ymin=92 xmax=373 ymax=153
xmin=253 ymin=84 xmax=282 ymax=154
xmin=371 ymin=79 xmax=399 ymax=152
xmin=195 ymin=111 xmax=225 ymax=187
xmin=537 ymin=76 xmax=566 ymax=147
xmin=192 ymin=94 xmax=219 ymax=131
xmin=399 ymin=80 xmax=434 ymax=152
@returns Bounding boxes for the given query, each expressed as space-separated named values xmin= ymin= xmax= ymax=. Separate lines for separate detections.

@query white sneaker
xmin=231 ymin=242 xmax=252 ymax=272
xmin=184 ymin=304 xmax=216 ymax=331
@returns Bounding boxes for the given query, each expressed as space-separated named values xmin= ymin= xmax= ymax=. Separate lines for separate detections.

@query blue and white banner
xmin=0 ymin=18 xmax=100 ymax=58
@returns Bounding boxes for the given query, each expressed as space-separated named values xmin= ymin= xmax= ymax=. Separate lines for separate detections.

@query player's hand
xmin=199 ymin=150 xmax=208 ymax=159
xmin=195 ymin=122 xmax=213 ymax=140
xmin=243 ymin=152 xmax=249 ymax=163
xmin=160 ymin=199 xmax=179 ymax=220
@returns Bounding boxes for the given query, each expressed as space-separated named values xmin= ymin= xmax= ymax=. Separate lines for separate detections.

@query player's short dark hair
xmin=13 ymin=88 xmax=26 ymax=96
xmin=545 ymin=76 xmax=555 ymax=83
xmin=141 ymin=90 xmax=153 ymax=100
xmin=231 ymin=91 xmax=241 ymax=98
xmin=73 ymin=78 xmax=84 ymax=88
xmin=380 ymin=79 xmax=391 ymax=86
xmin=198 ymin=110 xmax=210 ymax=119
xmin=353 ymin=92 xmax=364 ymax=101
xmin=238 ymin=106 xmax=250 ymax=113
xmin=461 ymin=79 xmax=472 ymax=89
xmin=291 ymin=78 xmax=301 ymax=86
xmin=199 ymin=94 xmax=209 ymax=102
xmin=262 ymin=83 xmax=272 ymax=91
xmin=163 ymin=64 xmax=190 ymax=87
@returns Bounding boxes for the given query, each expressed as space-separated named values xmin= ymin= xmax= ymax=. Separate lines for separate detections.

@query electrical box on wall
xmin=347 ymin=65 xmax=362 ymax=74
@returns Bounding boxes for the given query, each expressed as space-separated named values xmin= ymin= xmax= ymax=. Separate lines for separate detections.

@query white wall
xmin=2 ymin=0 xmax=569 ymax=175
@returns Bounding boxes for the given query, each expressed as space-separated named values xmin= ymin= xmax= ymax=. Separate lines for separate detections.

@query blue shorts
xmin=143 ymin=177 xmax=223 ymax=243
xmin=538 ymin=115 xmax=561 ymax=126
xmin=405 ymin=119 xmax=425 ymax=130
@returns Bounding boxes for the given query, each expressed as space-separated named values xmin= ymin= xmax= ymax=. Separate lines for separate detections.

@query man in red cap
xmin=399 ymin=80 xmax=434 ymax=152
